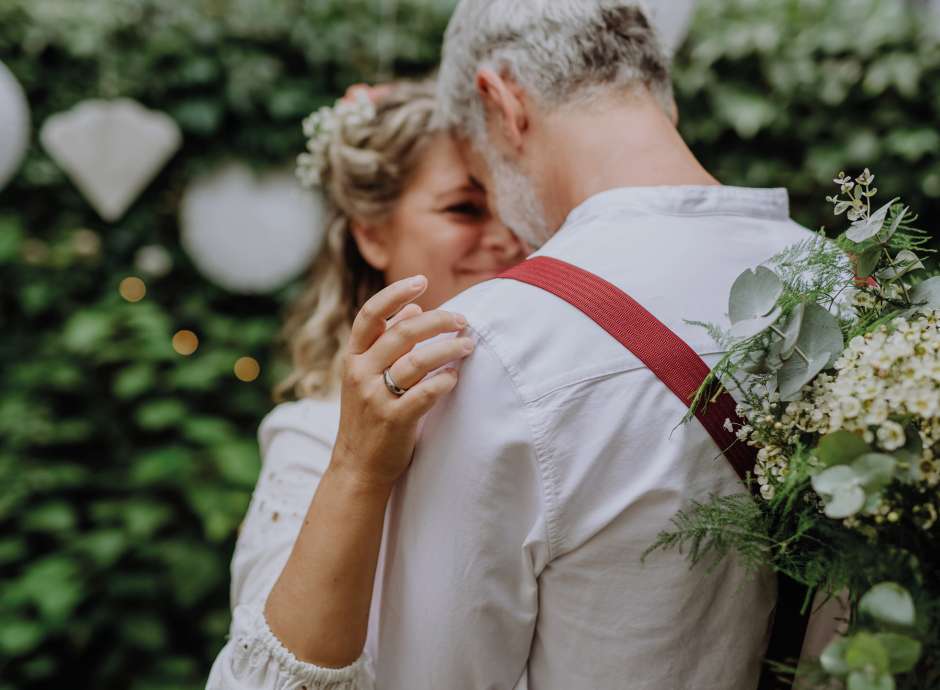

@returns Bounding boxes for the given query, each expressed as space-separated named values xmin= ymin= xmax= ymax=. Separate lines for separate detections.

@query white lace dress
xmin=206 ymin=396 xmax=374 ymax=690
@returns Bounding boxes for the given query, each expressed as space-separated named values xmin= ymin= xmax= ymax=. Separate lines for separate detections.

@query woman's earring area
xmin=383 ymin=368 xmax=408 ymax=397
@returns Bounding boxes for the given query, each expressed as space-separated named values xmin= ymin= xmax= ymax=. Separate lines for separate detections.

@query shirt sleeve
xmin=373 ymin=328 xmax=553 ymax=690
xmin=206 ymin=403 xmax=375 ymax=690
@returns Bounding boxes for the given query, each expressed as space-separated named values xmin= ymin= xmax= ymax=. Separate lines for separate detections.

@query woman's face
xmin=355 ymin=133 xmax=527 ymax=310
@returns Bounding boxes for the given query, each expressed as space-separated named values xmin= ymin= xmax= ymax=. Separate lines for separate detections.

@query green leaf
xmin=0 ymin=619 xmax=45 ymax=656
xmin=845 ymin=632 xmax=889 ymax=674
xmin=113 ymin=364 xmax=156 ymax=399
xmin=22 ymin=501 xmax=77 ymax=533
xmin=729 ymin=266 xmax=784 ymax=323
xmin=815 ymin=430 xmax=871 ymax=467
xmin=907 ymin=277 xmax=940 ymax=315
xmin=846 ymin=198 xmax=898 ymax=243
xmin=853 ymin=453 xmax=897 ymax=491
xmin=876 ymin=250 xmax=924 ymax=280
xmin=729 ymin=306 xmax=783 ymax=340
xmin=777 ymin=302 xmax=804 ymax=359
xmin=859 ymin=583 xmax=916 ymax=627
xmin=821 ymin=637 xmax=851 ymax=675
xmin=856 ymin=246 xmax=882 ymax=279
xmin=779 ymin=351 xmax=831 ymax=401
xmin=62 ymin=310 xmax=113 ymax=354
xmin=876 ymin=633 xmax=922 ymax=674
xmin=847 ymin=671 xmax=895 ymax=690
xmin=135 ymin=399 xmax=188 ymax=431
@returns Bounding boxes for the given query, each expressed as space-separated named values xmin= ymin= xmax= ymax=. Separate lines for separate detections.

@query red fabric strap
xmin=499 ymin=255 xmax=809 ymax=689
xmin=499 ymin=256 xmax=756 ymax=483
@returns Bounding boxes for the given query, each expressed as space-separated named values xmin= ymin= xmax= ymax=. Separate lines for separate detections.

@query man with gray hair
xmin=369 ymin=2 xmax=814 ymax=687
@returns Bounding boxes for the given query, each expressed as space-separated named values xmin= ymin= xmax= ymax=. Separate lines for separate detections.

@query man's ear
xmin=349 ymin=220 xmax=390 ymax=271
xmin=475 ymin=68 xmax=529 ymax=153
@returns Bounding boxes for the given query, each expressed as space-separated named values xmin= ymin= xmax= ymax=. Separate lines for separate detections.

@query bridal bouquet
xmin=655 ymin=170 xmax=940 ymax=690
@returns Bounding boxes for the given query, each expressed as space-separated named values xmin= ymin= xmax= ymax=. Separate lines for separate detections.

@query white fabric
xmin=206 ymin=397 xmax=377 ymax=689
xmin=370 ymin=186 xmax=812 ymax=690
xmin=208 ymin=185 xmax=819 ymax=690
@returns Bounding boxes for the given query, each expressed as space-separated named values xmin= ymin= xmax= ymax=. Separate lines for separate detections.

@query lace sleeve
xmin=206 ymin=401 xmax=374 ymax=690
xmin=206 ymin=604 xmax=374 ymax=690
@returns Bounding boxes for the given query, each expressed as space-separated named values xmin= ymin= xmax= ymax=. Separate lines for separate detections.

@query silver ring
xmin=383 ymin=368 xmax=408 ymax=397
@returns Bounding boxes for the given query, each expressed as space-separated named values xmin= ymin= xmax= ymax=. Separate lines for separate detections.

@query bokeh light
xmin=119 ymin=276 xmax=146 ymax=302
xmin=234 ymin=356 xmax=261 ymax=382
xmin=172 ymin=330 xmax=199 ymax=356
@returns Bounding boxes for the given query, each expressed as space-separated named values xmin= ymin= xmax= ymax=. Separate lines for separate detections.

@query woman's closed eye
xmin=443 ymin=202 xmax=488 ymax=220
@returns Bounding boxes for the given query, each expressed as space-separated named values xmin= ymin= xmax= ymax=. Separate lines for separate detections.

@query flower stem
xmin=770 ymin=325 xmax=810 ymax=364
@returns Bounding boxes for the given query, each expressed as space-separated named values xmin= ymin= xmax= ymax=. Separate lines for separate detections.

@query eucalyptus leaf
xmin=846 ymin=671 xmax=895 ymax=690
xmin=820 ymin=637 xmax=851 ymax=676
xmin=896 ymin=428 xmax=925 ymax=481
xmin=777 ymin=302 xmax=804 ymax=359
xmin=876 ymin=633 xmax=922 ymax=674
xmin=859 ymin=583 xmax=916 ymax=627
xmin=815 ymin=430 xmax=870 ymax=467
xmin=845 ymin=632 xmax=890 ymax=674
xmin=906 ymin=277 xmax=940 ymax=315
xmin=879 ymin=205 xmax=908 ymax=243
xmin=778 ymin=351 xmax=830 ymax=401
xmin=846 ymin=198 xmax=899 ymax=243
xmin=823 ymin=483 xmax=867 ymax=519
xmin=876 ymin=250 xmax=924 ymax=280
xmin=729 ymin=306 xmax=783 ymax=340
xmin=856 ymin=246 xmax=883 ymax=279
xmin=852 ymin=453 xmax=897 ymax=491
xmin=812 ymin=465 xmax=866 ymax=518
xmin=728 ymin=266 xmax=784 ymax=323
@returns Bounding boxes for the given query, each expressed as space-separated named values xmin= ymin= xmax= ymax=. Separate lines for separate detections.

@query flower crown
xmin=296 ymin=85 xmax=389 ymax=189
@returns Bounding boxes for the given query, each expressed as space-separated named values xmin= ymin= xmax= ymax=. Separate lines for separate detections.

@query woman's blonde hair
xmin=274 ymin=80 xmax=439 ymax=401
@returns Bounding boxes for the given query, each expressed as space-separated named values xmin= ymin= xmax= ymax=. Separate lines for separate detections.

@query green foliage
xmin=676 ymin=0 xmax=940 ymax=251
xmin=1 ymin=0 xmax=938 ymax=688
xmin=0 ymin=1 xmax=453 ymax=688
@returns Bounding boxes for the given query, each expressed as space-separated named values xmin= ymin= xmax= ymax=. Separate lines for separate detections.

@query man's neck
xmin=536 ymin=93 xmax=719 ymax=228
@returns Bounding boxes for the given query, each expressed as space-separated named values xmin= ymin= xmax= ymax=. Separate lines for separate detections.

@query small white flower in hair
xmin=295 ymin=87 xmax=380 ymax=189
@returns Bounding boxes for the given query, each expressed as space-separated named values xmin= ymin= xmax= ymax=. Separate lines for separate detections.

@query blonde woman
xmin=206 ymin=81 xmax=525 ymax=689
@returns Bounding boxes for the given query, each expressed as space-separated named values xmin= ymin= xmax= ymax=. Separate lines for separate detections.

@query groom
xmin=370 ymin=2 xmax=813 ymax=688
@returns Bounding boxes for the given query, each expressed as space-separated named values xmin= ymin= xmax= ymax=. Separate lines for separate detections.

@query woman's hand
xmin=331 ymin=275 xmax=474 ymax=490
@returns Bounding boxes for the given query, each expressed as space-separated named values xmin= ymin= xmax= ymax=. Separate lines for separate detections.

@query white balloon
xmin=0 ymin=60 xmax=30 ymax=192
xmin=643 ymin=0 xmax=700 ymax=56
xmin=40 ymin=98 xmax=182 ymax=222
xmin=180 ymin=163 xmax=327 ymax=294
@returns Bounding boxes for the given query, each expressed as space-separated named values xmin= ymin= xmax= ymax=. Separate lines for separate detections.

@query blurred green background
xmin=0 ymin=0 xmax=937 ymax=688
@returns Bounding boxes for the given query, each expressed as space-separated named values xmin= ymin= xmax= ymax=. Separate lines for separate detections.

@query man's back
xmin=372 ymin=186 xmax=814 ymax=689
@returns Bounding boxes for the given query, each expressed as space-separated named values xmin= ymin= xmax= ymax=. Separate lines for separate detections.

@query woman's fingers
xmin=387 ymin=336 xmax=475 ymax=391
xmin=366 ymin=310 xmax=467 ymax=372
xmin=397 ymin=368 xmax=460 ymax=419
xmin=348 ymin=275 xmax=428 ymax=355
xmin=386 ymin=302 xmax=423 ymax=329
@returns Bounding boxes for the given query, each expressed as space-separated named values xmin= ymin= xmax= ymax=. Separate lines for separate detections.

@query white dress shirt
xmin=208 ymin=186 xmax=818 ymax=690
xmin=370 ymin=186 xmax=814 ymax=690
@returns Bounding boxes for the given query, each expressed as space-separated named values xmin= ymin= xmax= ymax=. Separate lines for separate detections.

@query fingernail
xmin=410 ymin=276 xmax=427 ymax=289
xmin=454 ymin=314 xmax=468 ymax=328
xmin=462 ymin=338 xmax=475 ymax=353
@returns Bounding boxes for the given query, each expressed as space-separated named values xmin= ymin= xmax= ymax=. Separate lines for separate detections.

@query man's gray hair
xmin=437 ymin=0 xmax=673 ymax=139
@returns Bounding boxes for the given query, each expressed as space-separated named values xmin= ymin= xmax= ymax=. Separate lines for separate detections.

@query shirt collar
xmin=562 ymin=185 xmax=791 ymax=229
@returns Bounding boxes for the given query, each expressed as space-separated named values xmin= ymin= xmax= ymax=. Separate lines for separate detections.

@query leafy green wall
xmin=0 ymin=1 xmax=936 ymax=688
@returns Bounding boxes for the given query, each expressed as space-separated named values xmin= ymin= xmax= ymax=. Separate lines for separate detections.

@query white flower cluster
xmin=296 ymin=90 xmax=377 ymax=189
xmin=735 ymin=310 xmax=940 ymax=518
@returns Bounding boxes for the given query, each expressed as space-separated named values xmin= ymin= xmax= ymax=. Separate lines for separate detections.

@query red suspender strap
xmin=499 ymin=256 xmax=753 ymax=476
xmin=499 ymin=255 xmax=808 ymax=690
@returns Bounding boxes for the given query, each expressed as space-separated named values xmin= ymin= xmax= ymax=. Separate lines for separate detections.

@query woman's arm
xmin=264 ymin=274 xmax=474 ymax=667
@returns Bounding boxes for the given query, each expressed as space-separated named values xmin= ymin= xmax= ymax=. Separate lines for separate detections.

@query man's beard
xmin=482 ymin=147 xmax=553 ymax=250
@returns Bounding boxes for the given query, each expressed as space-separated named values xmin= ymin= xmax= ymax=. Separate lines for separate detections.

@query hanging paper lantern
xmin=645 ymin=0 xmax=699 ymax=56
xmin=40 ymin=98 xmax=182 ymax=222
xmin=0 ymin=60 xmax=30 ymax=192
xmin=180 ymin=162 xmax=327 ymax=294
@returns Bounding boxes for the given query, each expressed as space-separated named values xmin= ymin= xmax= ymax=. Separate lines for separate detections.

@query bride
xmin=207 ymin=79 xmax=526 ymax=689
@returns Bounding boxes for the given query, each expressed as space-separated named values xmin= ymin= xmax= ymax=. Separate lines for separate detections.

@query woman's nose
xmin=481 ymin=218 xmax=525 ymax=261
